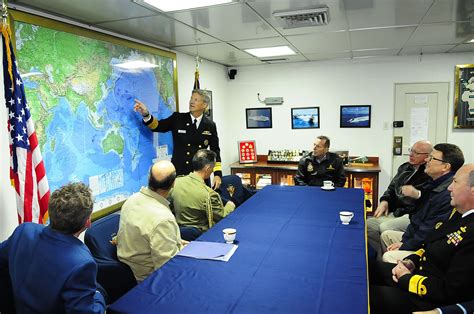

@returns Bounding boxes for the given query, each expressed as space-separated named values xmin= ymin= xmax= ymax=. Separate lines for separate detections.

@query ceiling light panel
xmin=245 ymin=46 xmax=296 ymax=58
xmin=143 ymin=0 xmax=233 ymax=12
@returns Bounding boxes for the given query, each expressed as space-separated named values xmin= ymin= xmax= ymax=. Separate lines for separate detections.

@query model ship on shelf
xmin=267 ymin=149 xmax=309 ymax=163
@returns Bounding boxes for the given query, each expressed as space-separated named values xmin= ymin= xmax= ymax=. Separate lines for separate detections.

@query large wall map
xmin=13 ymin=12 xmax=177 ymax=213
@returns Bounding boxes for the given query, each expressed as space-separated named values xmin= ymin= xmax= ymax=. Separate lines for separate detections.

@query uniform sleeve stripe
xmin=408 ymin=275 xmax=428 ymax=296
xmin=148 ymin=117 xmax=159 ymax=129
xmin=414 ymin=249 xmax=425 ymax=257
xmin=213 ymin=162 xmax=222 ymax=172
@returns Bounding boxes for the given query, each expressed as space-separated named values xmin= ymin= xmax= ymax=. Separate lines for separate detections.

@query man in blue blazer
xmin=0 ymin=182 xmax=106 ymax=313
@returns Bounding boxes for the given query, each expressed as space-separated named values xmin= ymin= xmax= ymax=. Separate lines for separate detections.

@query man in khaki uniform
xmin=117 ymin=160 xmax=184 ymax=282
xmin=171 ymin=149 xmax=235 ymax=241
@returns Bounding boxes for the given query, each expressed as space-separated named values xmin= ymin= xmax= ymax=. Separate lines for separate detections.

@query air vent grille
xmin=273 ymin=7 xmax=329 ymax=29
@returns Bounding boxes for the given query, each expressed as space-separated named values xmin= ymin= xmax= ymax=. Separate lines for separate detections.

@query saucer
xmin=321 ymin=186 xmax=335 ymax=191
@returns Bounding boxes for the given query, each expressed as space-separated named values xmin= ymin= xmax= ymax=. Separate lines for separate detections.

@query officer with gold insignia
xmin=369 ymin=164 xmax=474 ymax=313
xmin=134 ymin=89 xmax=222 ymax=189
xmin=294 ymin=135 xmax=346 ymax=187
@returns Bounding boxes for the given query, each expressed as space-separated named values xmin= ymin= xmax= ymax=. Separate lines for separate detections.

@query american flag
xmin=2 ymin=24 xmax=50 ymax=224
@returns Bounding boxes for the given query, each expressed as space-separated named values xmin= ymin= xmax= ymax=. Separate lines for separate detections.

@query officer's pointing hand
xmin=134 ymin=99 xmax=150 ymax=117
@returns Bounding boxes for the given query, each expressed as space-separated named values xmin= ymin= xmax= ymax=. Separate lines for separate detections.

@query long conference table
xmin=109 ymin=185 xmax=368 ymax=313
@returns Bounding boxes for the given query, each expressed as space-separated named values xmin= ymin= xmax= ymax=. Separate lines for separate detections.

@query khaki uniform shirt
xmin=171 ymin=173 xmax=235 ymax=232
xmin=117 ymin=187 xmax=182 ymax=282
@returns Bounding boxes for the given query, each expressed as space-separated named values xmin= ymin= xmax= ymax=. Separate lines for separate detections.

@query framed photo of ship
xmin=246 ymin=108 xmax=272 ymax=129
xmin=340 ymin=105 xmax=371 ymax=128
xmin=453 ymin=64 xmax=474 ymax=128
xmin=291 ymin=107 xmax=320 ymax=129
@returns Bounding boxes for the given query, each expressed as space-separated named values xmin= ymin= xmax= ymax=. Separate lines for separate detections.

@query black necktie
xmin=193 ymin=118 xmax=197 ymax=129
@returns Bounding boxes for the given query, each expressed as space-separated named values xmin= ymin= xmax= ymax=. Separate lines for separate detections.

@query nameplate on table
xmin=177 ymin=241 xmax=238 ymax=262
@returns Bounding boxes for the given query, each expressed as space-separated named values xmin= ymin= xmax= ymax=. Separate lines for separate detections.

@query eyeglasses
xmin=428 ymin=155 xmax=448 ymax=163
xmin=408 ymin=147 xmax=429 ymax=156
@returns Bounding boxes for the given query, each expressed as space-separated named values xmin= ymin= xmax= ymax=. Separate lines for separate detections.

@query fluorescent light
xmin=144 ymin=0 xmax=232 ymax=12
xmin=113 ymin=60 xmax=158 ymax=69
xmin=245 ymin=46 xmax=296 ymax=58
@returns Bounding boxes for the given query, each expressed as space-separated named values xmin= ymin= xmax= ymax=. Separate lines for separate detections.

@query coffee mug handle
xmin=350 ymin=212 xmax=354 ymax=218
xmin=331 ymin=182 xmax=334 ymax=187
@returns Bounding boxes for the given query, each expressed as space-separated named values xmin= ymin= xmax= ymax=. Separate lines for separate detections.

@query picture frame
xmin=246 ymin=108 xmax=272 ymax=129
xmin=340 ymin=105 xmax=371 ymax=128
xmin=453 ymin=64 xmax=474 ymax=129
xmin=203 ymin=89 xmax=213 ymax=121
xmin=291 ymin=107 xmax=320 ymax=129
xmin=238 ymin=140 xmax=257 ymax=163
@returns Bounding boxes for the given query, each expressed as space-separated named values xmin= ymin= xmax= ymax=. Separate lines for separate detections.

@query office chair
xmin=84 ymin=213 xmax=136 ymax=304
xmin=218 ymin=174 xmax=254 ymax=207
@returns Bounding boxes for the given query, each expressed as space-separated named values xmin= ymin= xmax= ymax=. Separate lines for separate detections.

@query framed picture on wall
xmin=291 ymin=107 xmax=320 ymax=129
xmin=453 ymin=64 xmax=474 ymax=128
xmin=340 ymin=105 xmax=371 ymax=128
xmin=238 ymin=140 xmax=257 ymax=163
xmin=246 ymin=108 xmax=272 ymax=129
xmin=203 ymin=90 xmax=213 ymax=121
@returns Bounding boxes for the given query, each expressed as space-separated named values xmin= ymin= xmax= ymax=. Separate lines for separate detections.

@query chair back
xmin=218 ymin=175 xmax=254 ymax=206
xmin=85 ymin=213 xmax=136 ymax=303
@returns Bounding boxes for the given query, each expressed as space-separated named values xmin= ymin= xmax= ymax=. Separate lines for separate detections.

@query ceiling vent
xmin=273 ymin=7 xmax=330 ymax=29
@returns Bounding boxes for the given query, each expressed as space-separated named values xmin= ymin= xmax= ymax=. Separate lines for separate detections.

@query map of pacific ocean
xmin=15 ymin=21 xmax=177 ymax=211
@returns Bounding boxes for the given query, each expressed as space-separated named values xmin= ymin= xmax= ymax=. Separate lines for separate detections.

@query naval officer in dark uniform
xmin=294 ymin=135 xmax=346 ymax=187
xmin=134 ymin=89 xmax=222 ymax=189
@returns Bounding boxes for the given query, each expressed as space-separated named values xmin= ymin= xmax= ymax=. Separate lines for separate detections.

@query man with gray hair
xmin=117 ymin=160 xmax=184 ymax=282
xmin=0 ymin=182 xmax=106 ymax=313
xmin=367 ymin=140 xmax=433 ymax=258
xmin=134 ymin=89 xmax=223 ymax=189
xmin=171 ymin=149 xmax=235 ymax=241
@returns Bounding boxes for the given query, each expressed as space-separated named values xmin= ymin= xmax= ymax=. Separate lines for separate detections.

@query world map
xmin=14 ymin=20 xmax=177 ymax=211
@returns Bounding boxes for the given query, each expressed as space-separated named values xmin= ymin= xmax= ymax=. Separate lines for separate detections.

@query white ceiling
xmin=8 ymin=0 xmax=474 ymax=66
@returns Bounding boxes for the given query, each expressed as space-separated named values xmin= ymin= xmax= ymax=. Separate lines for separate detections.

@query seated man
xmin=381 ymin=143 xmax=464 ymax=262
xmin=171 ymin=149 xmax=235 ymax=241
xmin=294 ymin=135 xmax=346 ymax=187
xmin=369 ymin=163 xmax=474 ymax=313
xmin=117 ymin=160 xmax=184 ymax=282
xmin=367 ymin=140 xmax=432 ymax=258
xmin=0 ymin=182 xmax=106 ymax=313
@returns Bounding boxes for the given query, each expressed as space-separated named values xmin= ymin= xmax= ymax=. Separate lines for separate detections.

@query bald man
xmin=117 ymin=161 xmax=184 ymax=282
xmin=370 ymin=164 xmax=474 ymax=313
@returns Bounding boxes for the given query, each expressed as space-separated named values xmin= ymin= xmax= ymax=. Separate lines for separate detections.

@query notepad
xmin=177 ymin=241 xmax=238 ymax=262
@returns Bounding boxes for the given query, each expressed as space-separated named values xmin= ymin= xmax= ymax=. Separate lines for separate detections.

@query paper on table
xmin=177 ymin=241 xmax=238 ymax=262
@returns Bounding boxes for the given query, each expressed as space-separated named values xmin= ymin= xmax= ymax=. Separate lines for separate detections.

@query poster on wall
xmin=11 ymin=10 xmax=179 ymax=217
xmin=246 ymin=108 xmax=272 ymax=129
xmin=454 ymin=64 xmax=474 ymax=129
xmin=340 ymin=105 xmax=371 ymax=128
xmin=291 ymin=107 xmax=320 ymax=129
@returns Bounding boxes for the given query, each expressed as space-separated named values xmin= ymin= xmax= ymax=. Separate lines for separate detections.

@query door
xmin=392 ymin=83 xmax=449 ymax=175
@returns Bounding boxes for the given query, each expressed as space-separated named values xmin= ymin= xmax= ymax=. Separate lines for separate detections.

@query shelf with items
xmin=267 ymin=149 xmax=309 ymax=163
xmin=344 ymin=157 xmax=381 ymax=214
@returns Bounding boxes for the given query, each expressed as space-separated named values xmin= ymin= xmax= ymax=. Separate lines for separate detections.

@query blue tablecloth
xmin=109 ymin=185 xmax=368 ymax=314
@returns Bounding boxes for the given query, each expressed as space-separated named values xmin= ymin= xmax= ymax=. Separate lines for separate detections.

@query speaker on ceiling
xmin=228 ymin=69 xmax=237 ymax=80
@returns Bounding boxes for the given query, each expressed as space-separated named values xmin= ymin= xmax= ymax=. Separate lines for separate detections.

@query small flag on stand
xmin=193 ymin=55 xmax=201 ymax=90
xmin=2 ymin=16 xmax=50 ymax=224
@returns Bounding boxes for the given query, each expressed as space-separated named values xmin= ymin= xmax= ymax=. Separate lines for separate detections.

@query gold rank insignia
xmin=204 ymin=139 xmax=209 ymax=146
xmin=435 ymin=222 xmax=443 ymax=229
xmin=446 ymin=226 xmax=467 ymax=246
xmin=327 ymin=164 xmax=335 ymax=170
xmin=202 ymin=131 xmax=212 ymax=135
xmin=307 ymin=163 xmax=314 ymax=172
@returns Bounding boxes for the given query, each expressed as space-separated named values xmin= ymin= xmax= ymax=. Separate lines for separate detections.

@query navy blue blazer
xmin=0 ymin=223 xmax=105 ymax=313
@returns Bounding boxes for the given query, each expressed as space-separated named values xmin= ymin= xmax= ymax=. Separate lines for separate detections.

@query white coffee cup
xmin=323 ymin=181 xmax=334 ymax=189
xmin=223 ymin=228 xmax=237 ymax=243
xmin=339 ymin=211 xmax=354 ymax=225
